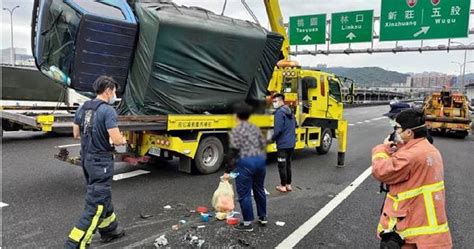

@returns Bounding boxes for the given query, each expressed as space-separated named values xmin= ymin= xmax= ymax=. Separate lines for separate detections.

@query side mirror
xmin=343 ymin=82 xmax=355 ymax=104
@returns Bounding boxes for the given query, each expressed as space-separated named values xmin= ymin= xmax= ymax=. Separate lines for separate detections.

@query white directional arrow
xmin=413 ymin=26 xmax=430 ymax=37
xmin=346 ymin=32 xmax=356 ymax=40
xmin=302 ymin=35 xmax=312 ymax=42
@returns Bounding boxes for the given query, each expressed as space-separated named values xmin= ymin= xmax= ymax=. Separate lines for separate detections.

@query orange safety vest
xmin=371 ymin=138 xmax=452 ymax=249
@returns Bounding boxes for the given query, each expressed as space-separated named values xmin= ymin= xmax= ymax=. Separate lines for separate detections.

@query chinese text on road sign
xmin=379 ymin=0 xmax=471 ymax=41
xmin=331 ymin=10 xmax=374 ymax=44
xmin=289 ymin=14 xmax=327 ymax=45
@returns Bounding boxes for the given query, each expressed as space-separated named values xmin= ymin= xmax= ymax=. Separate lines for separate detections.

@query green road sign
xmin=331 ymin=10 xmax=374 ymax=44
xmin=380 ymin=0 xmax=471 ymax=41
xmin=289 ymin=14 xmax=327 ymax=45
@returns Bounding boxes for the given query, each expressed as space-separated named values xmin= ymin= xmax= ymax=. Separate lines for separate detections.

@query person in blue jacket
xmin=271 ymin=93 xmax=296 ymax=193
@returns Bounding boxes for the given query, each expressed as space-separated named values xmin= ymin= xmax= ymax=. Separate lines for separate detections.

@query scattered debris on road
xmin=196 ymin=206 xmax=209 ymax=213
xmin=276 ymin=221 xmax=286 ymax=226
xmin=154 ymin=235 xmax=168 ymax=248
xmin=238 ymin=238 xmax=251 ymax=247
xmin=139 ymin=213 xmax=153 ymax=219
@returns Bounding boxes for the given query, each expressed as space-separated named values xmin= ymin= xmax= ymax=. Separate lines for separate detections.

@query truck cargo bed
xmin=1 ymin=111 xmax=169 ymax=133
xmin=425 ymin=115 xmax=471 ymax=124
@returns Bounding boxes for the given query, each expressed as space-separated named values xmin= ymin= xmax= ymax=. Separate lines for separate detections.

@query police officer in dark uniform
xmin=66 ymin=76 xmax=126 ymax=248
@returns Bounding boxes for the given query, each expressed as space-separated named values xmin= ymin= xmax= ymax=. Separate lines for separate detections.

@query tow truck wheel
xmin=316 ymin=129 xmax=333 ymax=154
xmin=194 ymin=136 xmax=224 ymax=174
xmin=455 ymin=131 xmax=469 ymax=138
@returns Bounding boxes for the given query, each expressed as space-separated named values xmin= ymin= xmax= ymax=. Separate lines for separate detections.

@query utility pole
xmin=462 ymin=49 xmax=467 ymax=88
xmin=451 ymin=61 xmax=463 ymax=87
xmin=450 ymin=41 xmax=474 ymax=89
xmin=3 ymin=5 xmax=20 ymax=66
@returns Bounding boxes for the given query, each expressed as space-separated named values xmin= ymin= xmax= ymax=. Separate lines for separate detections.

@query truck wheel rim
xmin=323 ymin=133 xmax=331 ymax=149
xmin=202 ymin=144 xmax=218 ymax=167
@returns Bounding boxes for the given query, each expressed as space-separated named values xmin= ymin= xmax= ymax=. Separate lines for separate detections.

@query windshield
xmin=33 ymin=0 xmax=81 ymax=85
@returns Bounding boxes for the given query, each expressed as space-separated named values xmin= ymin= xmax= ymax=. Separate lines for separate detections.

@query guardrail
xmin=345 ymin=99 xmax=422 ymax=108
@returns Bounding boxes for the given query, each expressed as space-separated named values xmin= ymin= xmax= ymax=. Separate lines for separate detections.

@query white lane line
xmin=113 ymin=170 xmax=150 ymax=181
xmin=0 ymin=202 xmax=9 ymax=208
xmin=348 ymin=124 xmax=355 ymax=126
xmin=55 ymin=143 xmax=81 ymax=149
xmin=356 ymin=122 xmax=363 ymax=124
xmin=364 ymin=120 xmax=371 ymax=123
xmin=276 ymin=166 xmax=373 ymax=249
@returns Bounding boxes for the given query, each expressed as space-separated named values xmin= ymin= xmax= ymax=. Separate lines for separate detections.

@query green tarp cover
xmin=118 ymin=1 xmax=283 ymax=115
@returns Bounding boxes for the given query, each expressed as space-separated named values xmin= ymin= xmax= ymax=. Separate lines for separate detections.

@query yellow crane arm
xmin=263 ymin=0 xmax=290 ymax=60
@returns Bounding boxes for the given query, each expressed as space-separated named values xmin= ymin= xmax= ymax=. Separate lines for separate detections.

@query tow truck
xmin=30 ymin=0 xmax=354 ymax=174
xmin=423 ymin=88 xmax=471 ymax=138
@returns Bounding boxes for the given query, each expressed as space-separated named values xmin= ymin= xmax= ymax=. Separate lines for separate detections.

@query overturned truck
xmin=33 ymin=0 xmax=283 ymax=114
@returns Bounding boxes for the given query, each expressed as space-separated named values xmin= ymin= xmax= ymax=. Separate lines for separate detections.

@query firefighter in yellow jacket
xmin=372 ymin=109 xmax=452 ymax=249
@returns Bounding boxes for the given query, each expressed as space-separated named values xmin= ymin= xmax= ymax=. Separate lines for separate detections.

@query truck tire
xmin=316 ymin=129 xmax=333 ymax=154
xmin=455 ymin=131 xmax=469 ymax=138
xmin=194 ymin=136 xmax=224 ymax=174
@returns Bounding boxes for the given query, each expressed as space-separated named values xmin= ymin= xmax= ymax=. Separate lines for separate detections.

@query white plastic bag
xmin=212 ymin=179 xmax=235 ymax=213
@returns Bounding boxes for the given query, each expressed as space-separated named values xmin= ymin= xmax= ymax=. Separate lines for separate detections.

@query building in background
xmin=409 ymin=72 xmax=455 ymax=88
xmin=1 ymin=47 xmax=35 ymax=66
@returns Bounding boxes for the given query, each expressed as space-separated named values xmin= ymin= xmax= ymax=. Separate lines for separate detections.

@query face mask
xmin=272 ymin=102 xmax=280 ymax=109
xmin=109 ymin=93 xmax=117 ymax=105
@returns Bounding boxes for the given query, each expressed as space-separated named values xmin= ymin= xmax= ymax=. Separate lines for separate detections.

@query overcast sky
xmin=1 ymin=0 xmax=473 ymax=75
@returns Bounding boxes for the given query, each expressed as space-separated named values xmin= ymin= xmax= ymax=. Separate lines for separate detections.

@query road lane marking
xmin=55 ymin=143 xmax=81 ymax=149
xmin=113 ymin=170 xmax=150 ymax=181
xmin=356 ymin=122 xmax=363 ymax=124
xmin=276 ymin=166 xmax=373 ymax=248
xmin=0 ymin=202 xmax=9 ymax=208
xmin=364 ymin=120 xmax=371 ymax=123
xmin=348 ymin=124 xmax=355 ymax=126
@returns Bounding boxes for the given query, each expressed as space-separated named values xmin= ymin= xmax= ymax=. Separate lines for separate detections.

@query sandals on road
xmin=276 ymin=185 xmax=287 ymax=193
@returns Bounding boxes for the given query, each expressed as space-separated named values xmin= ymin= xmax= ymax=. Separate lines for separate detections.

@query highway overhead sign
xmin=331 ymin=10 xmax=374 ymax=44
xmin=289 ymin=14 xmax=327 ymax=45
xmin=379 ymin=0 xmax=471 ymax=41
